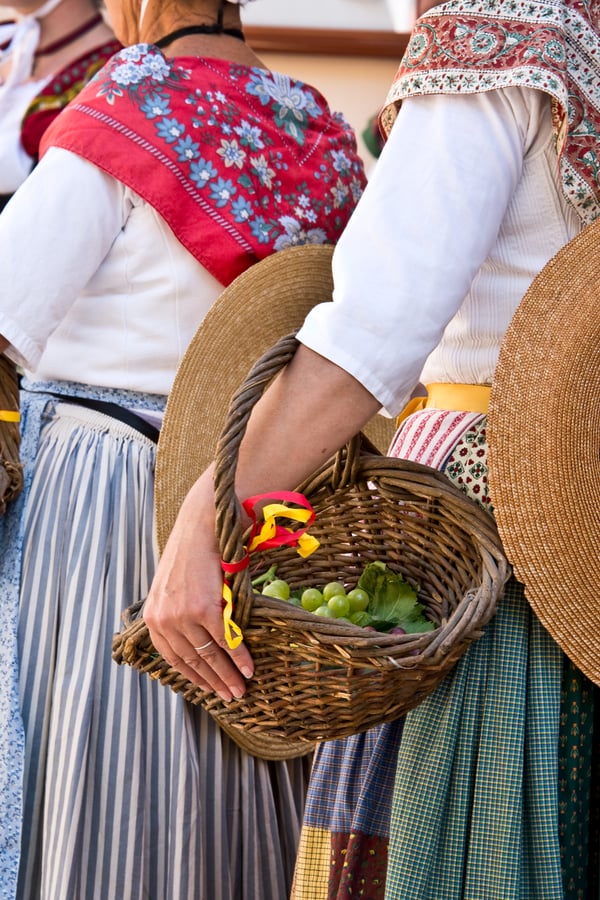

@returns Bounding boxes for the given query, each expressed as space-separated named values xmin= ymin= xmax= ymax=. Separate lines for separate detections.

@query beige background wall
xmin=242 ymin=0 xmax=416 ymax=33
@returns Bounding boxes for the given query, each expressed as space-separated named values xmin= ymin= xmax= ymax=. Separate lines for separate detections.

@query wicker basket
xmin=113 ymin=334 xmax=509 ymax=759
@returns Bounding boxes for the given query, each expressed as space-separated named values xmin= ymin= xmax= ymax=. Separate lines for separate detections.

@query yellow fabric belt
xmin=397 ymin=382 xmax=491 ymax=427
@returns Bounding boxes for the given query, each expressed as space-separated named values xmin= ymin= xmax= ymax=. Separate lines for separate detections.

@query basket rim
xmin=224 ymin=437 xmax=509 ymax=634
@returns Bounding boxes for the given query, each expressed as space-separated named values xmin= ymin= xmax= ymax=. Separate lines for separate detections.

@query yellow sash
xmin=397 ymin=382 xmax=491 ymax=427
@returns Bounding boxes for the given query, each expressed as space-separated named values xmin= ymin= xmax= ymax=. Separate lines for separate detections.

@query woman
xmin=0 ymin=0 xmax=367 ymax=896
xmin=143 ymin=0 xmax=600 ymax=897
xmin=0 ymin=0 xmax=120 ymax=211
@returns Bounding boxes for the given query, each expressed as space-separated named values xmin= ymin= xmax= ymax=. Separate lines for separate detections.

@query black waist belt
xmin=52 ymin=394 xmax=160 ymax=443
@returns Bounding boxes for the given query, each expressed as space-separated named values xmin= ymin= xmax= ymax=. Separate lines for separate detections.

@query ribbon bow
xmin=220 ymin=491 xmax=319 ymax=649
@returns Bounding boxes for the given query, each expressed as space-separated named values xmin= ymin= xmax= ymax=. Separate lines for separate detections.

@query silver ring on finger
xmin=194 ymin=639 xmax=214 ymax=652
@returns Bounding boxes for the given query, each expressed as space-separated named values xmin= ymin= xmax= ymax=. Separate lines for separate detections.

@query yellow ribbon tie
xmin=248 ymin=503 xmax=320 ymax=557
xmin=222 ymin=581 xmax=244 ymax=649
xmin=222 ymin=498 xmax=320 ymax=650
xmin=0 ymin=410 xmax=19 ymax=422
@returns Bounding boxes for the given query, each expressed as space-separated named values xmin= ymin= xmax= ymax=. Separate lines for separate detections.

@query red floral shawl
xmin=380 ymin=0 xmax=600 ymax=223
xmin=42 ymin=45 xmax=367 ymax=286
xmin=20 ymin=39 xmax=122 ymax=160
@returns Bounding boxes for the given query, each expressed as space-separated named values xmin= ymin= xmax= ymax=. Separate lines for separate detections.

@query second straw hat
xmin=488 ymin=217 xmax=600 ymax=686
xmin=155 ymin=243 xmax=396 ymax=554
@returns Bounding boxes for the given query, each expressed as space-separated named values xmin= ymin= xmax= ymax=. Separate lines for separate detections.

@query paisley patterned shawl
xmin=20 ymin=39 xmax=122 ymax=161
xmin=380 ymin=0 xmax=600 ymax=223
xmin=41 ymin=45 xmax=367 ymax=286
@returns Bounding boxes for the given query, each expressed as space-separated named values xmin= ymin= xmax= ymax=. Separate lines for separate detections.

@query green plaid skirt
xmin=384 ymin=416 xmax=599 ymax=900
xmin=386 ymin=579 xmax=598 ymax=899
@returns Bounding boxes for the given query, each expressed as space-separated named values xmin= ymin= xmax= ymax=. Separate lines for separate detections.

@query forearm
xmin=234 ymin=344 xmax=381 ymax=500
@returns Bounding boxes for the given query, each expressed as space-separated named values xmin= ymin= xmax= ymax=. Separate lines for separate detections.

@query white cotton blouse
xmin=0 ymin=147 xmax=224 ymax=395
xmin=0 ymin=77 xmax=48 ymax=192
xmin=297 ymin=85 xmax=582 ymax=416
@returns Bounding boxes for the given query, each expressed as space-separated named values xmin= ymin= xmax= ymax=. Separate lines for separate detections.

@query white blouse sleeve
xmin=0 ymin=146 xmax=129 ymax=370
xmin=296 ymin=86 xmax=531 ymax=416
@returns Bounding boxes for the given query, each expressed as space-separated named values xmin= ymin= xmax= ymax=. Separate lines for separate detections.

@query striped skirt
xmin=10 ymin=396 xmax=309 ymax=900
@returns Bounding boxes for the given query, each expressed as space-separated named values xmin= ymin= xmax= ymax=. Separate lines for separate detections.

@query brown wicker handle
xmin=212 ymin=333 xmax=371 ymax=631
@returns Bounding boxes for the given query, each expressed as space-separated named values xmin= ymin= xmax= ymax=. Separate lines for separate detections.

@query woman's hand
xmin=143 ymin=465 xmax=254 ymax=702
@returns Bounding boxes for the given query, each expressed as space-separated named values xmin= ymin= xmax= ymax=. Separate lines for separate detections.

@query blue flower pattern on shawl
xmin=85 ymin=46 xmax=366 ymax=261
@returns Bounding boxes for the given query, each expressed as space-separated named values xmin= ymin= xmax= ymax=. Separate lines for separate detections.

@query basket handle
xmin=213 ymin=333 xmax=373 ymax=631
xmin=213 ymin=334 xmax=298 ymax=631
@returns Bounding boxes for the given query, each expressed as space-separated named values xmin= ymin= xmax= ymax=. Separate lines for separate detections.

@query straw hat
xmin=487 ymin=218 xmax=600 ymax=685
xmin=155 ymin=243 xmax=397 ymax=555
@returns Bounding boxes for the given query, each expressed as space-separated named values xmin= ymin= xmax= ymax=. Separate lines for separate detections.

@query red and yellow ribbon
xmin=220 ymin=491 xmax=319 ymax=649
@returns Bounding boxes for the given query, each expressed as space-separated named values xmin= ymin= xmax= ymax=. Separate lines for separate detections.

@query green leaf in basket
xmin=357 ymin=561 xmax=433 ymax=632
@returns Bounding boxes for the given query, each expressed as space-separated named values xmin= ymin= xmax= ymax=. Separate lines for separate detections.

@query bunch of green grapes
xmin=253 ymin=561 xmax=432 ymax=637
xmin=260 ymin=577 xmax=370 ymax=626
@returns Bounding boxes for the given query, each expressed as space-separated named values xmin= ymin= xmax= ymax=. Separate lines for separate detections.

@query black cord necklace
xmin=155 ymin=23 xmax=245 ymax=49
xmin=155 ymin=0 xmax=244 ymax=50
xmin=155 ymin=0 xmax=244 ymax=48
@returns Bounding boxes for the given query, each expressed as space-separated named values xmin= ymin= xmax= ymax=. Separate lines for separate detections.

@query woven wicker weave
xmin=113 ymin=335 xmax=509 ymax=759
xmin=0 ymin=356 xmax=22 ymax=514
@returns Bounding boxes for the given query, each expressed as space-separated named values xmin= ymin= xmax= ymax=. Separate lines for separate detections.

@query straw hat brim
xmin=488 ymin=218 xmax=600 ymax=685
xmin=156 ymin=243 xmax=396 ymax=555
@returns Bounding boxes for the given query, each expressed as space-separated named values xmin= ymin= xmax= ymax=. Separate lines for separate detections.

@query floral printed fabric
xmin=380 ymin=0 xmax=600 ymax=224
xmin=390 ymin=409 xmax=492 ymax=511
xmin=42 ymin=45 xmax=367 ymax=285
xmin=443 ymin=417 xmax=493 ymax=512
xmin=20 ymin=39 xmax=122 ymax=161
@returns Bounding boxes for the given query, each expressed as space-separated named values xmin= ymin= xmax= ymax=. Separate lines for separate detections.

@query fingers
xmin=148 ymin=622 xmax=252 ymax=703
xmin=143 ymin=468 xmax=256 ymax=702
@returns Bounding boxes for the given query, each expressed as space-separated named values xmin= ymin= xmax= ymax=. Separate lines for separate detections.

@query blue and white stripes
xmin=4 ymin=391 xmax=308 ymax=900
